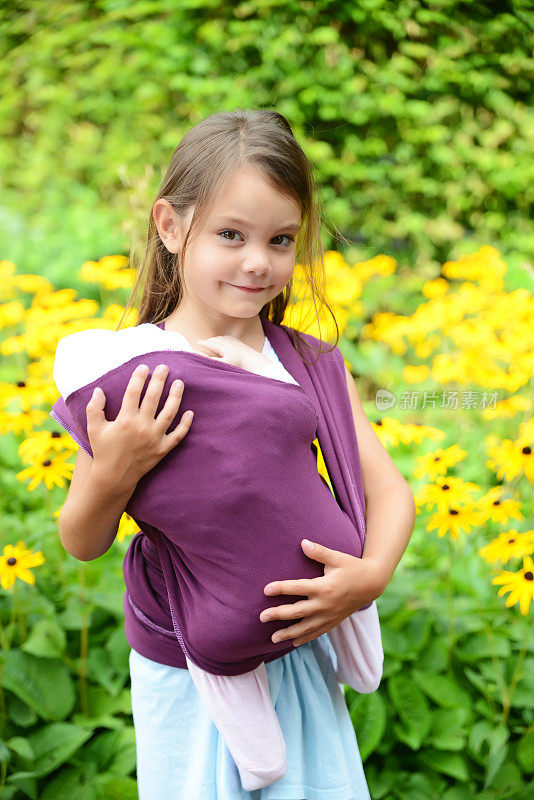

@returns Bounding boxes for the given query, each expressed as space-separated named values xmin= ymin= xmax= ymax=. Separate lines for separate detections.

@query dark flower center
xmin=7 ymin=557 xmax=17 ymax=566
xmin=524 ymin=571 xmax=533 ymax=581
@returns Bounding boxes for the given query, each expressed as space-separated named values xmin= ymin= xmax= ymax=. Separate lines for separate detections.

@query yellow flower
xmin=0 ymin=540 xmax=45 ymax=591
xmin=425 ymin=502 xmax=481 ymax=540
xmin=479 ymin=530 xmax=534 ymax=565
xmin=80 ymin=255 xmax=135 ymax=291
xmin=17 ymin=429 xmax=78 ymax=462
xmin=117 ymin=513 xmax=142 ymax=544
xmin=481 ymin=394 xmax=530 ymax=421
xmin=402 ymin=364 xmax=431 ymax=383
xmin=473 ymin=486 xmax=524 ymax=525
xmin=413 ymin=445 xmax=467 ymax=480
xmin=486 ymin=431 xmax=534 ymax=483
xmin=16 ymin=452 xmax=74 ymax=491
xmin=370 ymin=417 xmax=444 ymax=450
xmin=312 ymin=437 xmax=335 ymax=497
xmin=415 ymin=475 xmax=480 ymax=515
xmin=422 ymin=277 xmax=450 ymax=298
xmin=492 ymin=555 xmax=534 ymax=615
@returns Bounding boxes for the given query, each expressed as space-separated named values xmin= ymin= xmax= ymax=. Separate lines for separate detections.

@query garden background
xmin=0 ymin=1 xmax=533 ymax=798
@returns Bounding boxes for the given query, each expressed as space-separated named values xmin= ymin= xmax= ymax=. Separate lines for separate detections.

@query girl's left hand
xmin=260 ymin=539 xmax=389 ymax=647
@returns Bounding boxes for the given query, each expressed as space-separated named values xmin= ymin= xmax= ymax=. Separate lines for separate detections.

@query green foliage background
xmin=0 ymin=2 xmax=533 ymax=799
xmin=0 ymin=0 xmax=533 ymax=290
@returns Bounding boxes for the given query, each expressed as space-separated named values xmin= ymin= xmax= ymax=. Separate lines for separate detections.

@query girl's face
xmin=155 ymin=165 xmax=301 ymax=326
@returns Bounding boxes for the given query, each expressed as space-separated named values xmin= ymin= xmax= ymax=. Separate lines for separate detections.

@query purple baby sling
xmin=51 ymin=316 xmax=369 ymax=675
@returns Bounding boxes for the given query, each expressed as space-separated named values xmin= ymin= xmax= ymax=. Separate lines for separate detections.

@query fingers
xmin=157 ymin=377 xmax=195 ymax=440
xmin=86 ymin=385 xmax=106 ymax=427
xmin=119 ymin=363 xmax=153 ymax=416
xmin=139 ymin=363 xmax=170 ymax=419
xmin=166 ymin=407 xmax=195 ymax=448
xmin=264 ymin=579 xmax=316 ymax=597
xmin=260 ymin=599 xmax=314 ymax=623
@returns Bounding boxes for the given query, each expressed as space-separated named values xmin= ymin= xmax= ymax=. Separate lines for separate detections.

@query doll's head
xmin=122 ymin=108 xmax=339 ymax=350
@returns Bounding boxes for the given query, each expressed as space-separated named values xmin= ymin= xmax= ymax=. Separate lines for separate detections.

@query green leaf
xmin=41 ymin=764 xmax=97 ymax=800
xmin=392 ymin=770 xmax=448 ymax=800
xmin=1 ymin=651 xmax=75 ymax=721
xmin=419 ymin=748 xmax=470 ymax=781
xmin=517 ymin=729 xmax=534 ymax=774
xmin=387 ymin=675 xmax=432 ymax=749
xmin=427 ymin=708 xmax=469 ymax=751
xmin=510 ymin=657 xmax=534 ymax=709
xmin=96 ymin=776 xmax=139 ymax=799
xmin=442 ymin=787 xmax=477 ymax=800
xmin=77 ymin=727 xmax=136 ymax=778
xmin=412 ymin=670 xmax=470 ymax=708
xmin=347 ymin=690 xmax=387 ymax=760
xmin=21 ymin=618 xmax=66 ymax=659
xmin=365 ymin=765 xmax=397 ymax=800
xmin=417 ymin=638 xmax=449 ymax=673
xmin=27 ymin=723 xmax=93 ymax=778
xmin=6 ymin=693 xmax=38 ymax=728
xmin=381 ymin=627 xmax=416 ymax=660
xmin=455 ymin=631 xmax=511 ymax=662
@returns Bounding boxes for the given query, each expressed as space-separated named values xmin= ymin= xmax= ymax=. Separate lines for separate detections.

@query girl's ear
xmin=153 ymin=198 xmax=183 ymax=254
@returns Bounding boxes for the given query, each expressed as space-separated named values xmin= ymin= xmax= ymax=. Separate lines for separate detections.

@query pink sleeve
xmin=326 ymin=600 xmax=384 ymax=693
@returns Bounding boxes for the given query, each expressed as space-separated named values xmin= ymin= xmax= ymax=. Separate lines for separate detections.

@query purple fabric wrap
xmin=50 ymin=316 xmax=369 ymax=675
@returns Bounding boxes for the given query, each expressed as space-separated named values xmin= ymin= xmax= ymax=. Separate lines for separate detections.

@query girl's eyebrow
xmin=214 ymin=216 xmax=301 ymax=233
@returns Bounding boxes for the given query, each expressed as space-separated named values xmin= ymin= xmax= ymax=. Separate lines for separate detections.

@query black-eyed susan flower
xmin=485 ymin=425 xmax=534 ymax=483
xmin=415 ymin=475 xmax=480 ymax=515
xmin=370 ymin=417 xmax=444 ymax=449
xmin=0 ymin=407 xmax=50 ymax=436
xmin=474 ymin=486 xmax=524 ymax=525
xmin=479 ymin=530 xmax=534 ymax=565
xmin=413 ymin=444 xmax=467 ymax=480
xmin=117 ymin=513 xmax=143 ymax=544
xmin=0 ymin=541 xmax=45 ymax=591
xmin=17 ymin=452 xmax=74 ymax=491
xmin=17 ymin=429 xmax=77 ymax=462
xmin=492 ymin=555 xmax=534 ymax=615
xmin=425 ymin=502 xmax=482 ymax=541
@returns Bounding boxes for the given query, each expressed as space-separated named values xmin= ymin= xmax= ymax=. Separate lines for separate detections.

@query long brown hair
xmin=117 ymin=108 xmax=339 ymax=362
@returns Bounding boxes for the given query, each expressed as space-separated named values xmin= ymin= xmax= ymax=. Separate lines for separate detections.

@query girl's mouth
xmin=228 ymin=283 xmax=266 ymax=293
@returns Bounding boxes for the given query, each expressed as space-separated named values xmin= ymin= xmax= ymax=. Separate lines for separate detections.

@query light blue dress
xmin=128 ymin=337 xmax=372 ymax=799
xmin=129 ymin=633 xmax=371 ymax=800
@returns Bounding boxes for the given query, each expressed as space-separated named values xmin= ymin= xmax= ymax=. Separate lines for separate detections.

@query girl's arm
xmin=59 ymin=448 xmax=138 ymax=561
xmin=343 ymin=364 xmax=416 ymax=593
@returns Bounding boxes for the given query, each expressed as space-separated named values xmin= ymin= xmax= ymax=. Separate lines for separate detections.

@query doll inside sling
xmin=52 ymin=321 xmax=367 ymax=676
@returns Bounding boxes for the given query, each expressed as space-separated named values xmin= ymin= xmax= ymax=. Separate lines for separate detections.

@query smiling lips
xmin=229 ymin=283 xmax=266 ymax=293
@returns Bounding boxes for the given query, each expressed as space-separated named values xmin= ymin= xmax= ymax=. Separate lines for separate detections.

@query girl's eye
xmin=219 ymin=230 xmax=295 ymax=247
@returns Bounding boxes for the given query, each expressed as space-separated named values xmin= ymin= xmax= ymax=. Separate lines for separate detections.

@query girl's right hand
xmin=86 ymin=363 xmax=193 ymax=490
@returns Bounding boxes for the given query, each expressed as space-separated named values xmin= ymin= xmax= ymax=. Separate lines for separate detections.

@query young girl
xmin=52 ymin=109 xmax=415 ymax=800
